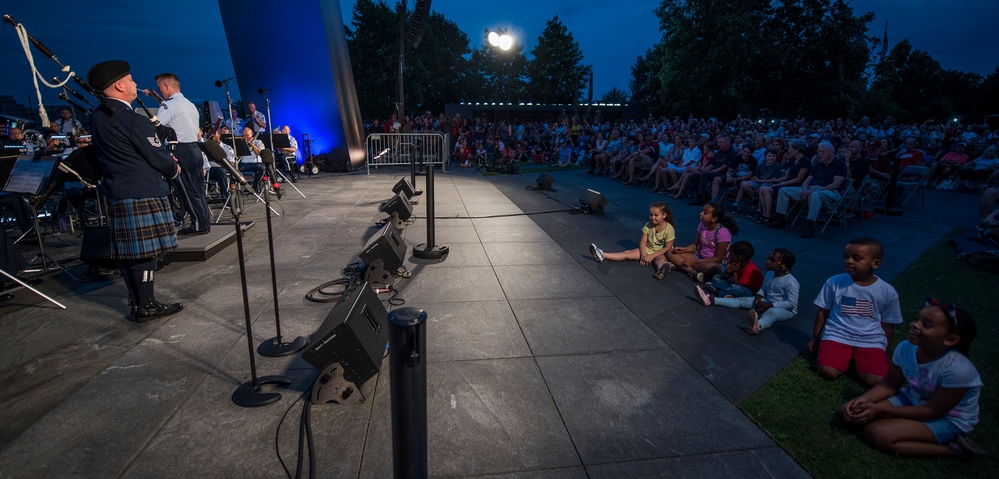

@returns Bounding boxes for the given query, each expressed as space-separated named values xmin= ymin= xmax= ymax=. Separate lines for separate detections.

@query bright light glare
xmin=498 ymin=34 xmax=513 ymax=50
xmin=488 ymin=31 xmax=500 ymax=46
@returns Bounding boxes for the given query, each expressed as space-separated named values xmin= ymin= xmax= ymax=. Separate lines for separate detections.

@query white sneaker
xmin=589 ymin=243 xmax=604 ymax=262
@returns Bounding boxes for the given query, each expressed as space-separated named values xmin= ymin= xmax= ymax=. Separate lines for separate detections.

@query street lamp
xmin=488 ymin=30 xmax=515 ymax=119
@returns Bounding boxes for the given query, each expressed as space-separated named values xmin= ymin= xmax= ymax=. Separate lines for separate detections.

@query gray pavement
xmin=0 ymin=166 xmax=975 ymax=478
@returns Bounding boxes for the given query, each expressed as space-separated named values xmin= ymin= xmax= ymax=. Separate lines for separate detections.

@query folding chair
xmin=895 ymin=165 xmax=930 ymax=209
xmin=790 ymin=184 xmax=856 ymax=234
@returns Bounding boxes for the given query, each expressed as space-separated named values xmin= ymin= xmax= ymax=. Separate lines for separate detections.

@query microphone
xmin=214 ymin=77 xmax=237 ymax=88
xmin=257 ymin=88 xmax=273 ymax=94
xmin=199 ymin=141 xmax=247 ymax=185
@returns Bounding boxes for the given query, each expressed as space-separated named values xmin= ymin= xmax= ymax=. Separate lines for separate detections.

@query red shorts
xmin=816 ymin=340 xmax=889 ymax=377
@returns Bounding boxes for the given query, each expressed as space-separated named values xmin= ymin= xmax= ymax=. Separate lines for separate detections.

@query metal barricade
xmin=365 ymin=132 xmax=449 ymax=174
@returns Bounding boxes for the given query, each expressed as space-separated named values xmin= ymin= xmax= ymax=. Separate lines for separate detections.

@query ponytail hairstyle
xmin=926 ymin=297 xmax=977 ymax=358
xmin=650 ymin=201 xmax=674 ymax=226
xmin=769 ymin=247 xmax=796 ymax=274
xmin=706 ymin=201 xmax=739 ymax=236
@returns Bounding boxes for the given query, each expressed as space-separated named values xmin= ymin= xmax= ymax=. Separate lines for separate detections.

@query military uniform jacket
xmin=92 ymin=98 xmax=178 ymax=200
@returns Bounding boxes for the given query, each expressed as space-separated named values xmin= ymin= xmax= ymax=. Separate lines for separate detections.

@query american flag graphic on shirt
xmin=841 ymin=296 xmax=875 ymax=318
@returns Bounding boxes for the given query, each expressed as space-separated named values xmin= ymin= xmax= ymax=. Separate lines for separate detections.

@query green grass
xmin=742 ymin=228 xmax=997 ymax=478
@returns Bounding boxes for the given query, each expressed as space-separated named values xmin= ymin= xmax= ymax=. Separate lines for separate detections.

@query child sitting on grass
xmin=590 ymin=202 xmax=676 ymax=279
xmin=697 ymin=240 xmax=763 ymax=298
xmin=809 ymin=237 xmax=903 ymax=386
xmin=666 ymin=201 xmax=739 ymax=282
xmin=696 ymin=247 xmax=799 ymax=335
xmin=841 ymin=299 xmax=983 ymax=460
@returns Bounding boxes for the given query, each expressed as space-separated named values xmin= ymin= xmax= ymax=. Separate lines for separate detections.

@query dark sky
xmin=1 ymin=0 xmax=995 ymax=114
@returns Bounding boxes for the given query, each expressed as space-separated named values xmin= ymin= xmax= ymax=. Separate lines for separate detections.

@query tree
xmin=600 ymin=87 xmax=630 ymax=104
xmin=647 ymin=0 xmax=875 ymax=117
xmin=468 ymin=28 xmax=528 ymax=103
xmin=630 ymin=46 xmax=663 ymax=106
xmin=346 ymin=0 xmax=474 ymax=119
xmin=871 ymin=40 xmax=951 ymax=120
xmin=525 ymin=16 xmax=590 ymax=104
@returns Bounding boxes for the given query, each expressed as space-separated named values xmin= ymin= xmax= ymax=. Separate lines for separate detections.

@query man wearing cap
xmin=151 ymin=73 xmax=210 ymax=235
xmin=87 ymin=60 xmax=183 ymax=323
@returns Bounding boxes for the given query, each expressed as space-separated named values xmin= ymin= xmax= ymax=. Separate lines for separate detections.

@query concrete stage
xmin=0 ymin=167 xmax=974 ymax=478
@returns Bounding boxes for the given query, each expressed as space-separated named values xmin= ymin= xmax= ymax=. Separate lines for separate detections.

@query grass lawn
xmin=742 ymin=228 xmax=997 ymax=478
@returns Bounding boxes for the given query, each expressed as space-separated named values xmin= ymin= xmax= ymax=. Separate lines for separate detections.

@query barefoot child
xmin=696 ymin=247 xmax=799 ymax=335
xmin=841 ymin=299 xmax=983 ymax=459
xmin=666 ymin=201 xmax=739 ymax=282
xmin=590 ymin=202 xmax=676 ymax=279
xmin=809 ymin=238 xmax=903 ymax=386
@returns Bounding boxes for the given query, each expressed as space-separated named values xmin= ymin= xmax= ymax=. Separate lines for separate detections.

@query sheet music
xmin=3 ymin=156 xmax=57 ymax=195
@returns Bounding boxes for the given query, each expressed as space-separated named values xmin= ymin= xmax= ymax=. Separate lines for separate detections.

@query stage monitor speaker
xmin=303 ymin=282 xmax=388 ymax=388
xmin=381 ymin=192 xmax=413 ymax=221
xmin=359 ymin=221 xmax=406 ymax=275
xmin=536 ymin=173 xmax=554 ymax=190
xmin=392 ymin=177 xmax=422 ymax=198
xmin=579 ymin=189 xmax=607 ymax=214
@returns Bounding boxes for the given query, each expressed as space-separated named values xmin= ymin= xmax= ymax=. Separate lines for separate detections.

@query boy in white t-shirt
xmin=808 ymin=238 xmax=903 ymax=386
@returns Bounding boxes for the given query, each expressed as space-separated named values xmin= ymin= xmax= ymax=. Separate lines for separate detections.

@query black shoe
xmin=688 ymin=196 xmax=705 ymax=206
xmin=800 ymin=228 xmax=815 ymax=238
xmin=132 ymin=300 xmax=183 ymax=323
xmin=177 ymin=228 xmax=209 ymax=236
xmin=766 ymin=218 xmax=786 ymax=229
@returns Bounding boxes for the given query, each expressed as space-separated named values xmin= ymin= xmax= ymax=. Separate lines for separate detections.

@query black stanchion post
xmin=412 ymin=165 xmax=448 ymax=260
xmin=388 ymin=307 xmax=428 ymax=479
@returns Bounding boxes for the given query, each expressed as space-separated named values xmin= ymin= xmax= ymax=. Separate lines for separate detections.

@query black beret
xmin=87 ymin=60 xmax=130 ymax=92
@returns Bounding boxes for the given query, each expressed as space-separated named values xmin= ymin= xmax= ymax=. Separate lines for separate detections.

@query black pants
xmin=174 ymin=143 xmax=211 ymax=232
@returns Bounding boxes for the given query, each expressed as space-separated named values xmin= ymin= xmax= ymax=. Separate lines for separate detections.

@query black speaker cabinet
xmin=580 ymin=189 xmax=607 ymax=214
xmin=80 ymin=226 xmax=116 ymax=268
xmin=303 ymin=282 xmax=388 ymax=387
xmin=359 ymin=221 xmax=406 ymax=274
xmin=381 ymin=193 xmax=413 ymax=221
xmin=392 ymin=177 xmax=421 ymax=198
xmin=536 ymin=173 xmax=554 ymax=190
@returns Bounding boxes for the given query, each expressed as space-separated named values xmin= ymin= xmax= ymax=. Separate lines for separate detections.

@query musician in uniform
xmin=55 ymin=109 xmax=82 ymax=136
xmin=226 ymin=107 xmax=243 ymax=133
xmin=238 ymin=126 xmax=265 ymax=191
xmin=153 ymin=73 xmax=210 ymax=235
xmin=277 ymin=125 xmax=298 ymax=181
xmin=87 ymin=60 xmax=183 ymax=323
xmin=246 ymin=102 xmax=266 ymax=134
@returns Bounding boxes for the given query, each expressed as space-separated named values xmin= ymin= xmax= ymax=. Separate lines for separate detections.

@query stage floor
xmin=0 ymin=166 xmax=974 ymax=478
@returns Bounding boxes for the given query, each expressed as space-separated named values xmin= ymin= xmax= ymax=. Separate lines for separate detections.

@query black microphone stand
xmin=225 ymin=167 xmax=291 ymax=407
xmin=256 ymin=150 xmax=306 ymax=356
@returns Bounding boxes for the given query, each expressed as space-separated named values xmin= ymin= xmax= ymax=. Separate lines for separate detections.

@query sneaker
xmin=589 ymin=243 xmax=604 ymax=263
xmin=747 ymin=309 xmax=761 ymax=335
xmin=948 ymin=436 xmax=986 ymax=461
xmin=653 ymin=263 xmax=672 ymax=280
xmin=695 ymin=285 xmax=712 ymax=306
xmin=691 ymin=271 xmax=706 ymax=283
xmin=731 ymin=202 xmax=740 ymax=210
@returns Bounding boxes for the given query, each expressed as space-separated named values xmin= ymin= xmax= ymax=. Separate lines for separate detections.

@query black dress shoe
xmin=177 ymin=228 xmax=209 ymax=236
xmin=132 ymin=300 xmax=183 ymax=323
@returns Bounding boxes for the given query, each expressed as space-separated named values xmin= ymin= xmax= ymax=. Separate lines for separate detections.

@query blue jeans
xmin=712 ymin=296 xmax=796 ymax=330
xmin=709 ymin=275 xmax=754 ymax=298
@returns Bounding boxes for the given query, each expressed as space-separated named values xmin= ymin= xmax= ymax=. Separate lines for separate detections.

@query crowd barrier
xmin=365 ymin=132 xmax=450 ymax=174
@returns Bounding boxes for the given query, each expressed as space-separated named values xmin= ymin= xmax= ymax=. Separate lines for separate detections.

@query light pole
xmin=488 ymin=31 xmax=515 ymax=121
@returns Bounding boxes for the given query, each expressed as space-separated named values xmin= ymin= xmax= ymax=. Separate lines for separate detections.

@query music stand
xmin=3 ymin=155 xmax=77 ymax=281
xmin=214 ymin=136 xmax=273 ymax=219
xmin=259 ymin=134 xmax=305 ymax=198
